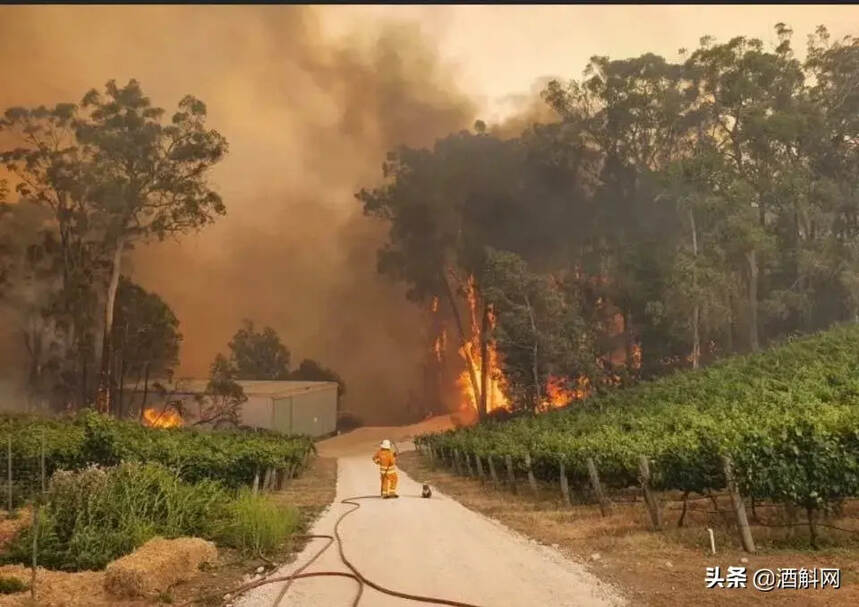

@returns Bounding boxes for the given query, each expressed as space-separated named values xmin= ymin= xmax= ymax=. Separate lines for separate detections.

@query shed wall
xmin=239 ymin=395 xmax=274 ymax=429
xmin=274 ymin=385 xmax=337 ymax=437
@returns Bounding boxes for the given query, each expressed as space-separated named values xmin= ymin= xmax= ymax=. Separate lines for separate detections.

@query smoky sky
xmin=0 ymin=5 xmax=476 ymax=422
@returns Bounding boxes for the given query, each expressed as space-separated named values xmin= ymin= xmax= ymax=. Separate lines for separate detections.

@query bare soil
xmin=397 ymin=451 xmax=859 ymax=607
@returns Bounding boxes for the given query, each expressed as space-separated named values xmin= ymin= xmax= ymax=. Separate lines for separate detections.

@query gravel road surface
xmin=236 ymin=418 xmax=625 ymax=607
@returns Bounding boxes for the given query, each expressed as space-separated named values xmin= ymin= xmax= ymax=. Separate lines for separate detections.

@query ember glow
xmin=142 ymin=407 xmax=183 ymax=428
xmin=539 ymin=375 xmax=590 ymax=411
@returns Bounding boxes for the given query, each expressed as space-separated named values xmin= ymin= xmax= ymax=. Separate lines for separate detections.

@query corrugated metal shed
xmin=131 ymin=379 xmax=338 ymax=437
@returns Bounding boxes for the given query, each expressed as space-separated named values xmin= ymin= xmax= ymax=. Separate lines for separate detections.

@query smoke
xmin=0 ymin=6 xmax=476 ymax=422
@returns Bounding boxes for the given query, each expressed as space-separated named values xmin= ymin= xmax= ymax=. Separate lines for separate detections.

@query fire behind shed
xmin=125 ymin=380 xmax=339 ymax=438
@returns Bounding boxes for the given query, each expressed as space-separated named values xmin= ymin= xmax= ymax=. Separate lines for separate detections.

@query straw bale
xmin=104 ymin=536 xmax=217 ymax=598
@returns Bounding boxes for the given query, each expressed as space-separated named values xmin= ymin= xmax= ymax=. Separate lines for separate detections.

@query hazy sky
xmin=321 ymin=5 xmax=859 ymax=122
xmin=1 ymin=5 xmax=857 ymax=419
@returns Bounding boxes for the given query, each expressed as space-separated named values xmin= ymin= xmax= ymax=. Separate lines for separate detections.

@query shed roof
xmin=133 ymin=379 xmax=337 ymax=399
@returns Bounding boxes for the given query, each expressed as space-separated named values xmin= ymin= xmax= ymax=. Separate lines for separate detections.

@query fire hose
xmin=181 ymin=494 xmax=484 ymax=607
xmin=268 ymin=494 xmax=483 ymax=607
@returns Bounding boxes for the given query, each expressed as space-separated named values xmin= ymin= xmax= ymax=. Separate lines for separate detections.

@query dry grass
xmin=399 ymin=451 xmax=859 ymax=607
xmin=0 ymin=565 xmax=150 ymax=607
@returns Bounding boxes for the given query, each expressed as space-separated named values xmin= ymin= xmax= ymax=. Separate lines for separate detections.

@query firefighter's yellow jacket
xmin=372 ymin=448 xmax=397 ymax=474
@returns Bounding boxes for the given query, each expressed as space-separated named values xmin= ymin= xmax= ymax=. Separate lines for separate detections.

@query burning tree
xmin=358 ymin=128 xmax=601 ymax=419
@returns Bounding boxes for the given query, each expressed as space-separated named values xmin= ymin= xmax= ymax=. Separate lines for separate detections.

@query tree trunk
xmin=745 ymin=249 xmax=760 ymax=352
xmin=689 ymin=209 xmax=701 ymax=369
xmin=117 ymin=354 xmax=127 ymax=419
xmin=806 ymin=506 xmax=818 ymax=549
xmin=479 ymin=304 xmax=489 ymax=420
xmin=524 ymin=294 xmax=541 ymax=410
xmin=624 ymin=308 xmax=635 ymax=367
xmin=80 ymin=351 xmax=88 ymax=409
xmin=727 ymin=293 xmax=736 ymax=354
xmin=441 ymin=270 xmax=482 ymax=412
xmin=139 ymin=361 xmax=151 ymax=421
xmin=96 ymin=236 xmax=125 ymax=414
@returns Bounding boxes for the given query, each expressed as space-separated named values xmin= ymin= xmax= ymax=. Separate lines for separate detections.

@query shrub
xmin=0 ymin=575 xmax=27 ymax=594
xmin=217 ymin=489 xmax=299 ymax=556
xmin=3 ymin=463 xmax=231 ymax=571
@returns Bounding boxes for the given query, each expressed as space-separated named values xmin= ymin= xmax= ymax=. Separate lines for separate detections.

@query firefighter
xmin=372 ymin=439 xmax=399 ymax=498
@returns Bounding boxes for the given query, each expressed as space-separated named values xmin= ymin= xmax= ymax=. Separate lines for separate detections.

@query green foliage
xmin=0 ymin=576 xmax=27 ymax=594
xmin=3 ymin=462 xmax=301 ymax=571
xmin=112 ymin=277 xmax=182 ymax=405
xmin=4 ymin=462 xmax=230 ymax=571
xmin=0 ymin=411 xmax=313 ymax=496
xmin=418 ymin=324 xmax=859 ymax=514
xmin=217 ymin=489 xmax=299 ymax=555
xmin=227 ymin=319 xmax=290 ymax=381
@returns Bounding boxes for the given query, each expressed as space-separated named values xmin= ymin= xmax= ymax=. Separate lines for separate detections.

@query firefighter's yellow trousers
xmin=380 ymin=469 xmax=398 ymax=497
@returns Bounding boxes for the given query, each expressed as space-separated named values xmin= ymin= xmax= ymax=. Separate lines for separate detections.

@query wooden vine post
xmin=464 ymin=452 xmax=475 ymax=477
xmin=525 ymin=452 xmax=538 ymax=496
xmin=454 ymin=450 xmax=463 ymax=476
xmin=487 ymin=455 xmax=500 ymax=490
xmin=558 ymin=457 xmax=572 ymax=507
xmin=637 ymin=455 xmax=662 ymax=529
xmin=475 ymin=454 xmax=486 ymax=484
xmin=721 ymin=455 xmax=756 ymax=553
xmin=428 ymin=447 xmax=436 ymax=470
xmin=504 ymin=455 xmax=517 ymax=494
xmin=587 ymin=457 xmax=611 ymax=517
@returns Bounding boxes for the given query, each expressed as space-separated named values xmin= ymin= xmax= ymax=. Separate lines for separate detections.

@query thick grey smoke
xmin=0 ymin=6 xmax=476 ymax=422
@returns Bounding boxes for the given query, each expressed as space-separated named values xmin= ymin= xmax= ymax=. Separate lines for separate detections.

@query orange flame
xmin=142 ymin=407 xmax=183 ymax=428
xmin=538 ymin=375 xmax=591 ymax=411
xmin=457 ymin=276 xmax=510 ymax=414
xmin=450 ymin=271 xmax=639 ymax=419
xmin=431 ymin=296 xmax=439 ymax=313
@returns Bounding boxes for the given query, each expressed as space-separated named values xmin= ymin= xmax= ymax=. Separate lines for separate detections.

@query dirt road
xmin=236 ymin=417 xmax=625 ymax=607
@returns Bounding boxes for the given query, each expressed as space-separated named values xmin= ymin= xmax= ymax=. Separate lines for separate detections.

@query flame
xmin=456 ymin=275 xmax=510 ymax=414
xmin=142 ymin=407 xmax=183 ymax=428
xmin=631 ymin=343 xmax=642 ymax=370
xmin=431 ymin=296 xmax=439 ymax=313
xmin=449 ymin=271 xmax=640 ymax=418
xmin=538 ymin=375 xmax=591 ymax=411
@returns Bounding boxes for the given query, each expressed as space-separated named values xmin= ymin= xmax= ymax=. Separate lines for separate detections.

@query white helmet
xmin=380 ymin=439 xmax=392 ymax=449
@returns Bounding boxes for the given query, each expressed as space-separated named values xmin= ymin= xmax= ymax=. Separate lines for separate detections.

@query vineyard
xmin=0 ymin=410 xmax=314 ymax=497
xmin=416 ymin=324 xmax=859 ymax=546
xmin=0 ymin=411 xmax=317 ymax=580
